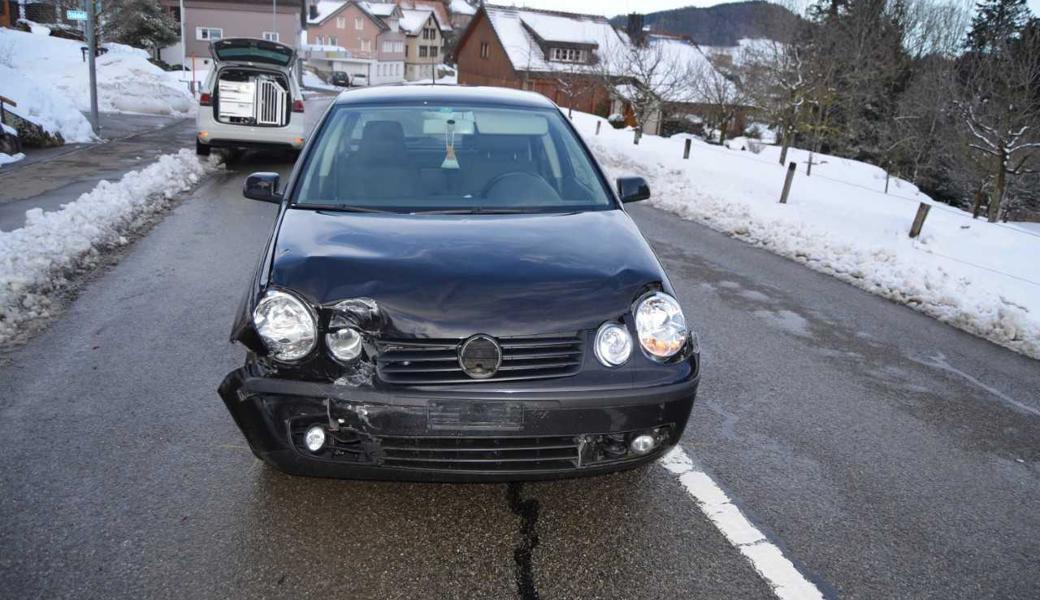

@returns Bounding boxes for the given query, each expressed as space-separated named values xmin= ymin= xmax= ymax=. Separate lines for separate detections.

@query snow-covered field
xmin=0 ymin=151 xmax=213 ymax=346
xmin=570 ymin=112 xmax=1040 ymax=359
xmin=0 ymin=28 xmax=194 ymax=141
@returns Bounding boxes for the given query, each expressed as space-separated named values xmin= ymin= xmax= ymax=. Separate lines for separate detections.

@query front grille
xmin=375 ymin=334 xmax=584 ymax=384
xmin=378 ymin=434 xmax=580 ymax=471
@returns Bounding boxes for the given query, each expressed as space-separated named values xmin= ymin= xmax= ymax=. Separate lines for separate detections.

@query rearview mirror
xmin=243 ymin=172 xmax=282 ymax=203
xmin=617 ymin=177 xmax=650 ymax=203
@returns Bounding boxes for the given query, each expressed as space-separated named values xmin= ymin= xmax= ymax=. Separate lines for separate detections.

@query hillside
xmin=609 ymin=1 xmax=801 ymax=46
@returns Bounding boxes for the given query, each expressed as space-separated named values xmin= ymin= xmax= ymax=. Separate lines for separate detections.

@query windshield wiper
xmin=409 ymin=207 xmax=538 ymax=215
xmin=296 ymin=203 xmax=391 ymax=213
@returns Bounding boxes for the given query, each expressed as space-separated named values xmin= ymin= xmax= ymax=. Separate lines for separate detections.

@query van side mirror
xmin=617 ymin=176 xmax=650 ymax=203
xmin=243 ymin=172 xmax=282 ymax=203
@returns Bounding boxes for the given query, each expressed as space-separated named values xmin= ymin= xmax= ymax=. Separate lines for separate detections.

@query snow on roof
xmin=450 ymin=0 xmax=476 ymax=16
xmin=399 ymin=8 xmax=434 ymax=35
xmin=308 ymin=0 xmax=347 ymax=24
xmin=518 ymin=10 xmax=609 ymax=45
xmin=358 ymin=1 xmax=396 ymax=17
xmin=484 ymin=5 xmax=626 ymax=75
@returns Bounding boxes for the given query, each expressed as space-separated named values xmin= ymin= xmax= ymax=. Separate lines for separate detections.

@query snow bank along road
xmin=1 ymin=148 xmax=1037 ymax=599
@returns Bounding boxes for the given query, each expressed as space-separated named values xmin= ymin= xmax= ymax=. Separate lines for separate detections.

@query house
xmin=398 ymin=4 xmax=447 ymax=81
xmin=305 ymin=0 xmax=405 ymax=84
xmin=453 ymin=5 xmax=624 ymax=115
xmin=159 ymin=0 xmax=305 ymax=69
xmin=447 ymin=0 xmax=475 ymax=31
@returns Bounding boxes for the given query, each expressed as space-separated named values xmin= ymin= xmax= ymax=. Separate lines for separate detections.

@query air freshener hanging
xmin=441 ymin=118 xmax=459 ymax=169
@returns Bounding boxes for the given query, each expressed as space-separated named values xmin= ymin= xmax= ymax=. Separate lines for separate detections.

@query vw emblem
xmin=459 ymin=335 xmax=502 ymax=379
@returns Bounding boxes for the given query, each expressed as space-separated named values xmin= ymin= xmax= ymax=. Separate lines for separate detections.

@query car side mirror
xmin=243 ymin=172 xmax=282 ymax=203
xmin=617 ymin=176 xmax=650 ymax=203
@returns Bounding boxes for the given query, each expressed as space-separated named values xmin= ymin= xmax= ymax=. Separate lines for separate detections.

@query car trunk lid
xmin=210 ymin=38 xmax=295 ymax=68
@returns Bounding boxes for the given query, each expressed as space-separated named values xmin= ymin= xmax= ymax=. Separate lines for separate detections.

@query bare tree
xmin=957 ymin=30 xmax=1040 ymax=221
xmin=598 ymin=34 xmax=693 ymax=135
xmin=740 ymin=27 xmax=814 ymax=163
xmin=690 ymin=50 xmax=750 ymax=145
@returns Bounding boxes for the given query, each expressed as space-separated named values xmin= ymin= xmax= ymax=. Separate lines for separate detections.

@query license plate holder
xmin=427 ymin=400 xmax=524 ymax=431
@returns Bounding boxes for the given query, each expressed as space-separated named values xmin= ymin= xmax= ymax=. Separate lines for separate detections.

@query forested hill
xmin=609 ymin=1 xmax=801 ymax=46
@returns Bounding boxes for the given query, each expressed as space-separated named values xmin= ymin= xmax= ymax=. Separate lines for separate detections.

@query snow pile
xmin=570 ymin=111 xmax=1040 ymax=359
xmin=0 ymin=150 xmax=212 ymax=346
xmin=0 ymin=152 xmax=25 ymax=166
xmin=0 ymin=28 xmax=194 ymax=118
xmin=0 ymin=64 xmax=97 ymax=143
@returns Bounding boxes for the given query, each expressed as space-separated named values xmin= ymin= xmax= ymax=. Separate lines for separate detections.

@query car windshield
xmin=293 ymin=103 xmax=614 ymax=213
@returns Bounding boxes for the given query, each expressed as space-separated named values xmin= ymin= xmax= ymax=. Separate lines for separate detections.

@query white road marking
xmin=659 ymin=446 xmax=825 ymax=600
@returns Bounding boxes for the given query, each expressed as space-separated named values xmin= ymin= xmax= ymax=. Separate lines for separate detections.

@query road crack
xmin=507 ymin=482 xmax=541 ymax=600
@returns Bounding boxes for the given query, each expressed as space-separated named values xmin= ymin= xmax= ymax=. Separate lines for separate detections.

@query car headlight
xmin=594 ymin=321 xmax=632 ymax=367
xmin=326 ymin=327 xmax=363 ymax=362
xmin=634 ymin=292 xmax=688 ymax=359
xmin=252 ymin=289 xmax=317 ymax=362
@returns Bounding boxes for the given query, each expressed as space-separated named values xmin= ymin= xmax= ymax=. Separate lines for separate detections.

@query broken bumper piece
xmin=218 ymin=367 xmax=699 ymax=482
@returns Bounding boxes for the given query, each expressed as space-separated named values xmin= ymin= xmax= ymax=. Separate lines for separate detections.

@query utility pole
xmin=85 ymin=0 xmax=99 ymax=135
xmin=272 ymin=0 xmax=277 ymax=38
xmin=179 ymin=0 xmax=186 ymax=72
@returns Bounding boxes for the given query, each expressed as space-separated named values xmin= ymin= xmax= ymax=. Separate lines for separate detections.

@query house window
xmin=382 ymin=41 xmax=392 ymax=53
xmin=196 ymin=27 xmax=222 ymax=41
xmin=405 ymin=45 xmax=409 ymax=57
xmin=329 ymin=36 xmax=338 ymax=46
xmin=336 ymin=16 xmax=346 ymax=29
xmin=552 ymin=47 xmax=585 ymax=62
xmin=396 ymin=41 xmax=404 ymax=52
xmin=355 ymin=17 xmax=363 ymax=30
xmin=431 ymin=46 xmax=439 ymax=57
xmin=422 ymin=27 xmax=436 ymax=40
xmin=262 ymin=31 xmax=279 ymax=42
xmin=419 ymin=46 xmax=428 ymax=58
xmin=361 ymin=39 xmax=371 ymax=52
xmin=479 ymin=42 xmax=489 ymax=59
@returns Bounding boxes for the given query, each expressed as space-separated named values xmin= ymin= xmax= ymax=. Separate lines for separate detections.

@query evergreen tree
xmin=103 ymin=0 xmax=179 ymax=59
xmin=965 ymin=0 xmax=1030 ymax=53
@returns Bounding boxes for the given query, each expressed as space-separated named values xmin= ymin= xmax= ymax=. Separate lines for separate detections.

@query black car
xmin=219 ymin=86 xmax=700 ymax=481
xmin=330 ymin=71 xmax=349 ymax=87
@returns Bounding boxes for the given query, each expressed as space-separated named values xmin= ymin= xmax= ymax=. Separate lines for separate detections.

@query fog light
xmin=629 ymin=434 xmax=657 ymax=455
xmin=304 ymin=426 xmax=326 ymax=452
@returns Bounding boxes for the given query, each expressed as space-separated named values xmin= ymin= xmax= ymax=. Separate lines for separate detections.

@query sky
xmin=509 ymin=0 xmax=1040 ymax=19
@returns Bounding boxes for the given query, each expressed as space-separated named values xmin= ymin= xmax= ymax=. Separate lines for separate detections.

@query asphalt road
xmin=1 ymin=115 xmax=1038 ymax=598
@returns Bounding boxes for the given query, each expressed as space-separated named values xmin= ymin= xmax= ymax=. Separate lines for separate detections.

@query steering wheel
xmin=481 ymin=172 xmax=561 ymax=205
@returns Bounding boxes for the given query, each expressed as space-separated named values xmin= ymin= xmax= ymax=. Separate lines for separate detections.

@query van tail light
xmin=292 ymin=99 xmax=305 ymax=113
xmin=199 ymin=92 xmax=212 ymax=106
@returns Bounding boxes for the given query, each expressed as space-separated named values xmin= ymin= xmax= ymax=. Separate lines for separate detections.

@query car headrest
xmin=357 ymin=120 xmax=406 ymax=161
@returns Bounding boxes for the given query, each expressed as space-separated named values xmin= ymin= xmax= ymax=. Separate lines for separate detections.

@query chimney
xmin=309 ymin=1 xmax=318 ymax=21
xmin=626 ymin=13 xmax=645 ymax=47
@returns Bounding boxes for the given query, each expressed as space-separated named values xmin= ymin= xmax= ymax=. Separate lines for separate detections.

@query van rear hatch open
xmin=210 ymin=38 xmax=295 ymax=67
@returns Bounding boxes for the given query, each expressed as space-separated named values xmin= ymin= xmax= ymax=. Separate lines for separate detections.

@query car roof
xmin=331 ymin=85 xmax=557 ymax=109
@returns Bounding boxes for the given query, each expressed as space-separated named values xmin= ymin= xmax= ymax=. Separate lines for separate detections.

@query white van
xmin=196 ymin=38 xmax=306 ymax=156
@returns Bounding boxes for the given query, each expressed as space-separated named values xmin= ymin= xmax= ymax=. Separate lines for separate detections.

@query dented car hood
xmin=267 ymin=208 xmax=670 ymax=339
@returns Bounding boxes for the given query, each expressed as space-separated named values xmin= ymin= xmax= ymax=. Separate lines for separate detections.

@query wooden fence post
xmin=683 ymin=138 xmax=691 ymax=159
xmin=884 ymin=171 xmax=890 ymax=194
xmin=909 ymin=203 xmax=931 ymax=238
xmin=634 ymin=129 xmax=641 ymax=145
xmin=595 ymin=121 xmax=601 ymax=135
xmin=779 ymin=162 xmax=796 ymax=204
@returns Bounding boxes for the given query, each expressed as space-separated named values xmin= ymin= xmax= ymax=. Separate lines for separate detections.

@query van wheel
xmin=195 ymin=139 xmax=210 ymax=156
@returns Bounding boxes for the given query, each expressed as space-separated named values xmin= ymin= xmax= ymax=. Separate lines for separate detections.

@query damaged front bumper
xmin=218 ymin=365 xmax=699 ymax=482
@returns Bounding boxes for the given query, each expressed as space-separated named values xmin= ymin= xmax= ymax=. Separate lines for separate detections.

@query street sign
xmin=66 ymin=9 xmax=88 ymax=21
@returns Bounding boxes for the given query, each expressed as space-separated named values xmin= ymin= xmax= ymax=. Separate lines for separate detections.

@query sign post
xmin=84 ymin=0 xmax=99 ymax=134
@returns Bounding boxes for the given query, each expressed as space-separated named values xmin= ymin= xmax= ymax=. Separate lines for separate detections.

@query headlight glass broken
xmin=253 ymin=289 xmax=317 ymax=362
xmin=634 ymin=292 xmax=688 ymax=359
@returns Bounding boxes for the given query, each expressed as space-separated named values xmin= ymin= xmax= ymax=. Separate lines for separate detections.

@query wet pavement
xmin=1 ymin=115 xmax=1038 ymax=598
